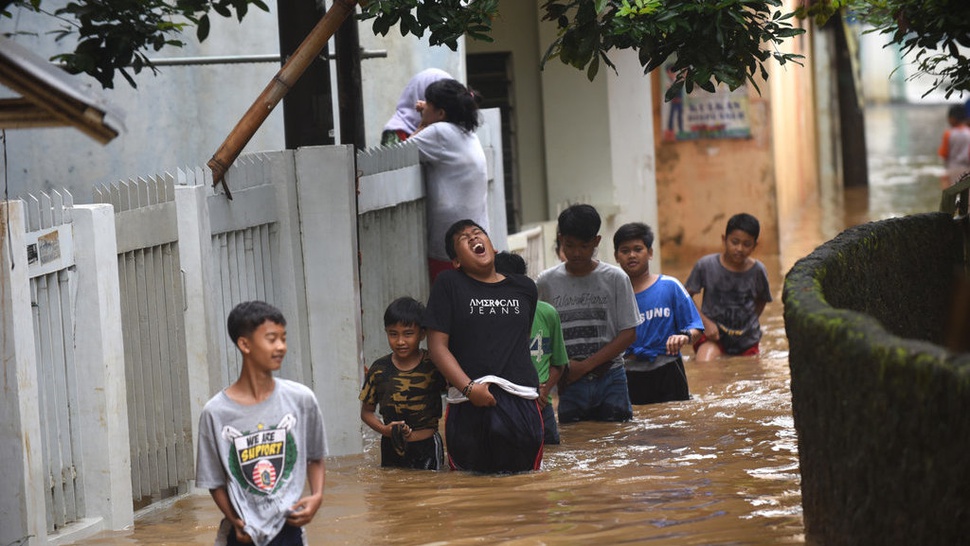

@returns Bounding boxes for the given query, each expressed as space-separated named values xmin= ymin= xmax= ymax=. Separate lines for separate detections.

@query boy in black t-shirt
xmin=360 ymin=296 xmax=446 ymax=470
xmin=423 ymin=219 xmax=544 ymax=473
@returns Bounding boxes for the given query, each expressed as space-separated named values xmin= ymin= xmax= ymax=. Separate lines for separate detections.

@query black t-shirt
xmin=423 ymin=269 xmax=540 ymax=388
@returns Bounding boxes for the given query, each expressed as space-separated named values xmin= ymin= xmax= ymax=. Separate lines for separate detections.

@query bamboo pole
xmin=207 ymin=0 xmax=359 ymax=198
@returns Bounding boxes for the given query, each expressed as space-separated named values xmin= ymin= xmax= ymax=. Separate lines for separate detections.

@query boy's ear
xmin=419 ymin=328 xmax=427 ymax=342
xmin=236 ymin=335 xmax=251 ymax=355
xmin=593 ymin=235 xmax=602 ymax=247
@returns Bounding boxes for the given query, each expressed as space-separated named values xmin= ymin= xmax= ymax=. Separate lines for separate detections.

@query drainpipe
xmin=207 ymin=0 xmax=359 ymax=197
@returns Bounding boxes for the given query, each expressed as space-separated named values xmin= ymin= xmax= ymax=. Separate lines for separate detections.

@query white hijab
xmin=383 ymin=68 xmax=453 ymax=135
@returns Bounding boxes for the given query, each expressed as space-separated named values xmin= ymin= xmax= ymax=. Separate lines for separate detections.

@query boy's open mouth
xmin=472 ymin=243 xmax=485 ymax=254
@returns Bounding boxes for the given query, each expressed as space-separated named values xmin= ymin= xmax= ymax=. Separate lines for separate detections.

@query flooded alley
xmin=65 ymin=102 xmax=951 ymax=546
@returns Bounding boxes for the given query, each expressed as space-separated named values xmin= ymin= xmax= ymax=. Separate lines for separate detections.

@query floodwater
xmin=66 ymin=103 xmax=948 ymax=546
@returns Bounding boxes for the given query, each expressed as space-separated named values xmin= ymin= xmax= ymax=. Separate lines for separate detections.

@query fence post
xmin=174 ymin=181 xmax=220 ymax=467
xmin=72 ymin=204 xmax=134 ymax=530
xmin=0 ymin=200 xmax=48 ymax=545
xmin=294 ymin=145 xmax=364 ymax=456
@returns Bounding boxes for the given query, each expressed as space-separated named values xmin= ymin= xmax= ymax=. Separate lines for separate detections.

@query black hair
xmin=494 ymin=251 xmax=527 ymax=276
xmin=384 ymin=296 xmax=425 ymax=328
xmin=948 ymin=104 xmax=967 ymax=122
xmin=612 ymin=222 xmax=654 ymax=252
xmin=725 ymin=212 xmax=760 ymax=240
xmin=227 ymin=300 xmax=286 ymax=344
xmin=424 ymin=79 xmax=482 ymax=132
xmin=557 ymin=204 xmax=601 ymax=241
xmin=444 ymin=219 xmax=488 ymax=260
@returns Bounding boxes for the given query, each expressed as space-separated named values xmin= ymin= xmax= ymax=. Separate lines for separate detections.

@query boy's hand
xmin=286 ymin=493 xmax=323 ymax=527
xmin=231 ymin=518 xmax=252 ymax=543
xmin=467 ymin=382 xmax=496 ymax=407
xmin=666 ymin=333 xmax=690 ymax=355
xmin=537 ymin=383 xmax=550 ymax=408
xmin=385 ymin=420 xmax=411 ymax=438
xmin=702 ymin=317 xmax=720 ymax=340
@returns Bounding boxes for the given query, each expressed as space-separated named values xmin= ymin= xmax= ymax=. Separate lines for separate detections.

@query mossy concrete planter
xmin=783 ymin=212 xmax=970 ymax=545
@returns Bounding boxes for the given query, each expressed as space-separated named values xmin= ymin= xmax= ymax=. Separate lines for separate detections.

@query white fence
xmin=0 ymin=111 xmax=525 ymax=545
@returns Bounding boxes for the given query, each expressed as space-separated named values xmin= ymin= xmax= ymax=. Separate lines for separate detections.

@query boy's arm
xmin=754 ymin=299 xmax=768 ymax=318
xmin=360 ymin=403 xmax=406 ymax=437
xmin=564 ymin=327 xmax=636 ymax=383
xmin=427 ymin=329 xmax=496 ymax=407
xmin=210 ymin=487 xmax=250 ymax=543
xmin=541 ymin=366 xmax=564 ymax=407
xmin=287 ymin=458 xmax=325 ymax=527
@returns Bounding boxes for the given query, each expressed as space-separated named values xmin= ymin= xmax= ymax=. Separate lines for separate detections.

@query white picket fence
xmin=0 ymin=110 xmax=541 ymax=545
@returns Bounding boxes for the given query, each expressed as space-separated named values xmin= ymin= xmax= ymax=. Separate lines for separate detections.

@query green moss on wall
xmin=783 ymin=212 xmax=970 ymax=545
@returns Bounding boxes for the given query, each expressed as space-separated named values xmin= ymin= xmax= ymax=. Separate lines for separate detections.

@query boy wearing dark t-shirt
xmin=424 ymin=220 xmax=543 ymax=473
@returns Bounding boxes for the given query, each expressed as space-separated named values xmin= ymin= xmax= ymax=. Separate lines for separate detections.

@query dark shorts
xmin=380 ymin=431 xmax=445 ymax=471
xmin=540 ymin=402 xmax=560 ymax=445
xmin=693 ymin=334 xmax=760 ymax=356
xmin=445 ymin=387 xmax=544 ymax=473
xmin=557 ymin=365 xmax=633 ymax=423
xmin=626 ymin=358 xmax=690 ymax=405
xmin=227 ymin=523 xmax=303 ymax=546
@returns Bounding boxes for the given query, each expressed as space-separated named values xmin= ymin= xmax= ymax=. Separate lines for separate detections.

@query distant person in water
xmin=685 ymin=213 xmax=772 ymax=361
xmin=938 ymin=103 xmax=970 ymax=187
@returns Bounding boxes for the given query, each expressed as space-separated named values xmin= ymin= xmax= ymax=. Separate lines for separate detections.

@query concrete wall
xmin=783 ymin=212 xmax=970 ymax=545
xmin=653 ymin=77 xmax=779 ymax=263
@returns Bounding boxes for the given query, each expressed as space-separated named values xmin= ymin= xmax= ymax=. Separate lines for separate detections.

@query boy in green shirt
xmin=495 ymin=251 xmax=568 ymax=444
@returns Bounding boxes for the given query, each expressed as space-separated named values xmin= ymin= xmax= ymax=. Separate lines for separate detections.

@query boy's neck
xmin=392 ymin=349 xmax=424 ymax=371
xmin=565 ymin=259 xmax=598 ymax=277
xmin=462 ymin=266 xmax=503 ymax=284
xmin=630 ymin=270 xmax=658 ymax=293
xmin=226 ymin=365 xmax=276 ymax=405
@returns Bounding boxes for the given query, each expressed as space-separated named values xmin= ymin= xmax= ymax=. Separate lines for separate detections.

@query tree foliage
xmin=362 ymin=0 xmax=806 ymax=101
xmin=0 ymin=0 xmax=268 ymax=88
xmin=4 ymin=0 xmax=810 ymax=98
xmin=797 ymin=0 xmax=970 ymax=98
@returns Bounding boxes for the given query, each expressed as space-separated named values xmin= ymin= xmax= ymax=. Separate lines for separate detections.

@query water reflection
xmin=65 ymin=102 xmax=948 ymax=545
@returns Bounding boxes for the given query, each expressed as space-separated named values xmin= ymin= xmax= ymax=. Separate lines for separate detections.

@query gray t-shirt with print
xmin=196 ymin=378 xmax=326 ymax=546
xmin=536 ymin=261 xmax=642 ymax=371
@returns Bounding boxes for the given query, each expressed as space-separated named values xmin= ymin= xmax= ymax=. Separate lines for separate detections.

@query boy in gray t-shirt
xmin=196 ymin=301 xmax=326 ymax=546
xmin=685 ymin=213 xmax=772 ymax=360
xmin=536 ymin=205 xmax=642 ymax=423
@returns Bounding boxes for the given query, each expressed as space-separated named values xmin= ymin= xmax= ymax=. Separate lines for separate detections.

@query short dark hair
xmin=613 ymin=222 xmax=654 ymax=252
xmin=227 ymin=301 xmax=286 ymax=344
xmin=444 ymin=219 xmax=487 ymax=260
xmin=494 ymin=251 xmax=527 ymax=276
xmin=384 ymin=296 xmax=425 ymax=328
xmin=557 ymin=204 xmax=600 ymax=241
xmin=726 ymin=213 xmax=760 ymax=240
xmin=948 ymin=104 xmax=967 ymax=123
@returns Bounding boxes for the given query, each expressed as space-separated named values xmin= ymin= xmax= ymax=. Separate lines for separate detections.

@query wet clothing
xmin=692 ymin=334 xmax=760 ymax=357
xmin=225 ymin=523 xmax=303 ymax=546
xmin=685 ymin=254 xmax=772 ymax=355
xmin=359 ymin=351 xmax=446 ymax=470
xmin=424 ymin=270 xmax=542 ymax=473
xmin=624 ymin=275 xmax=703 ymax=404
xmin=379 ymin=431 xmax=445 ymax=471
xmin=445 ymin=387 xmax=543 ymax=473
xmin=411 ymin=121 xmax=489 ymax=262
xmin=537 ymin=262 xmax=641 ymax=422
xmin=627 ymin=357 xmax=690 ymax=405
xmin=196 ymin=379 xmax=325 ymax=546
xmin=530 ymin=301 xmax=567 ymax=442
xmin=557 ymin=365 xmax=632 ymax=422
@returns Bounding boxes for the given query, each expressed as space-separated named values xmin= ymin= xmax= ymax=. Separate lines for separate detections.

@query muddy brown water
xmin=65 ymin=103 xmax=948 ymax=545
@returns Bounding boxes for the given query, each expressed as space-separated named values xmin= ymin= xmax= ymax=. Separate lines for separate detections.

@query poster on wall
xmin=660 ymin=60 xmax=752 ymax=142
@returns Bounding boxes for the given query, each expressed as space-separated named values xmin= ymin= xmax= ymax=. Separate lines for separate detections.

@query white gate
xmin=23 ymin=190 xmax=83 ymax=533
xmin=94 ymin=175 xmax=193 ymax=505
